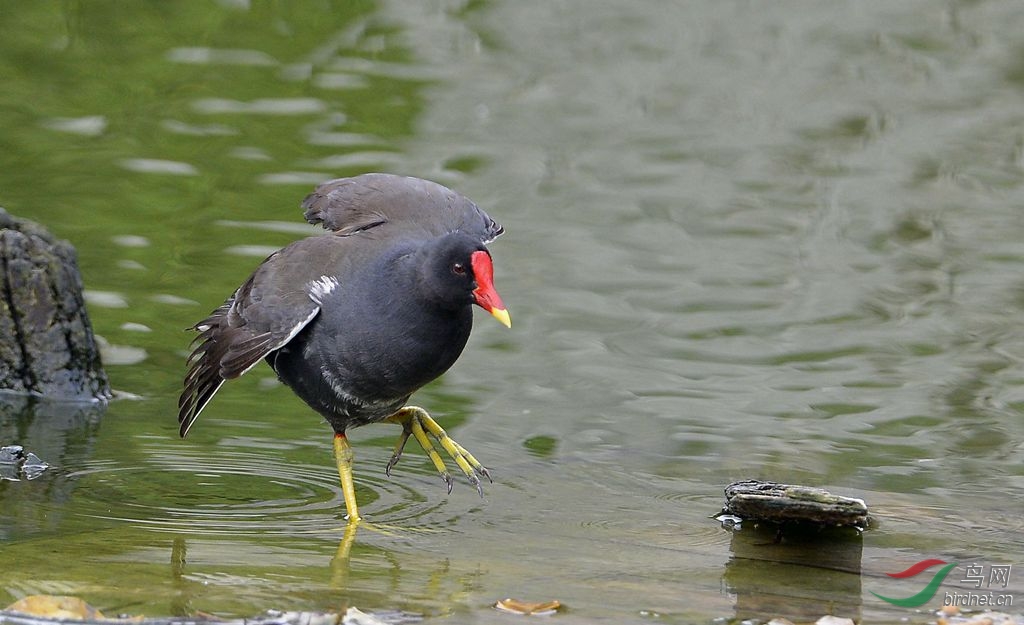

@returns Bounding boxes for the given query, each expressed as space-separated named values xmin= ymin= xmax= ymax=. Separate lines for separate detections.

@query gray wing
xmin=178 ymin=238 xmax=341 ymax=438
xmin=301 ymin=173 xmax=504 ymax=243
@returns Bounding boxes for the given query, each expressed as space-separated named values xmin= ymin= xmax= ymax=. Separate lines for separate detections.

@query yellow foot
xmin=384 ymin=406 xmax=492 ymax=497
xmin=333 ymin=432 xmax=362 ymax=524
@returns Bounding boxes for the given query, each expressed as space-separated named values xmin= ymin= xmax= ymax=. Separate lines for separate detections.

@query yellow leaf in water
xmin=494 ymin=598 xmax=561 ymax=616
xmin=6 ymin=595 xmax=106 ymax=620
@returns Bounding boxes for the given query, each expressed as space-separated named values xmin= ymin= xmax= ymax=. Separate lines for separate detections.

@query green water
xmin=2 ymin=1 xmax=1024 ymax=623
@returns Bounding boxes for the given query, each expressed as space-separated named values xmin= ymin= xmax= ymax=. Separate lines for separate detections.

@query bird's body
xmin=178 ymin=174 xmax=510 ymax=523
xmin=266 ymin=234 xmax=479 ymax=431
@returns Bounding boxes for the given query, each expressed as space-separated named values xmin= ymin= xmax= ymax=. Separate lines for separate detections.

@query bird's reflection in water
xmin=330 ymin=521 xmax=360 ymax=581
xmin=328 ymin=518 xmax=452 ymax=591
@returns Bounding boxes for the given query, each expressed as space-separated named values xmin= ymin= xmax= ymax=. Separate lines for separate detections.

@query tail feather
xmin=178 ymin=297 xmax=306 ymax=437
xmin=219 ymin=333 xmax=274 ymax=378
xmin=178 ymin=303 xmax=237 ymax=438
xmin=179 ymin=377 xmax=224 ymax=438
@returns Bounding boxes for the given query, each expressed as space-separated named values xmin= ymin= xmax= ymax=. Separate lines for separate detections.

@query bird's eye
xmin=452 ymin=262 xmax=466 ymax=275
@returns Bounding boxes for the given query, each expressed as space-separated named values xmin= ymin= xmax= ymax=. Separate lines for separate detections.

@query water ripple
xmin=66 ymin=445 xmax=444 ymax=537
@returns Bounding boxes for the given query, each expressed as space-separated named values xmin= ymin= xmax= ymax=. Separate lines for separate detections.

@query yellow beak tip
xmin=491 ymin=308 xmax=512 ymax=328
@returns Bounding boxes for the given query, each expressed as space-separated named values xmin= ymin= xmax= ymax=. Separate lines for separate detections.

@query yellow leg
xmin=333 ymin=432 xmax=361 ymax=524
xmin=384 ymin=406 xmax=491 ymax=497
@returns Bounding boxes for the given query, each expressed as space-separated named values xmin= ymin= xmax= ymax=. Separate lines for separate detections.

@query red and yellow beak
xmin=470 ymin=250 xmax=511 ymax=328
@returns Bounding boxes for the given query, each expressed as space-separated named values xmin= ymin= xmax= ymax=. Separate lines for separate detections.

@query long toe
xmin=385 ymin=427 xmax=413 ymax=477
xmin=385 ymin=406 xmax=491 ymax=497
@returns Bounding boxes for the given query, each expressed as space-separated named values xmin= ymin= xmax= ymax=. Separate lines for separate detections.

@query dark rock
xmin=720 ymin=479 xmax=869 ymax=528
xmin=0 ymin=208 xmax=110 ymax=400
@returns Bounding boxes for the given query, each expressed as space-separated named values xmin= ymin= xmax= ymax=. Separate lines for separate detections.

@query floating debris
xmin=814 ymin=616 xmax=855 ymax=625
xmin=493 ymin=598 xmax=561 ymax=616
xmin=937 ymin=608 xmax=1022 ymax=625
xmin=2 ymin=598 xmax=421 ymax=625
xmin=0 ymin=445 xmax=50 ymax=481
xmin=4 ymin=596 xmax=104 ymax=620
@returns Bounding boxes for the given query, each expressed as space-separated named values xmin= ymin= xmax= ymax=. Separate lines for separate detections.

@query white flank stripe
xmin=308 ymin=275 xmax=339 ymax=304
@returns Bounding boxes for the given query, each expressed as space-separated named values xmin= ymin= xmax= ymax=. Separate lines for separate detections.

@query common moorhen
xmin=178 ymin=173 xmax=510 ymax=523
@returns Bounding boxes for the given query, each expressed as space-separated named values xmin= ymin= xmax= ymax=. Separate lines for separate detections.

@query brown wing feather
xmin=178 ymin=260 xmax=322 ymax=438
xmin=219 ymin=332 xmax=275 ymax=378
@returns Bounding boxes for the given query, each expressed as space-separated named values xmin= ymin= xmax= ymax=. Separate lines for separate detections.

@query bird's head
xmin=420 ymin=233 xmax=511 ymax=327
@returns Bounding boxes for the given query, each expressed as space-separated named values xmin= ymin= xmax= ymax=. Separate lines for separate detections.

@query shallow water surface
xmin=2 ymin=1 xmax=1024 ymax=623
